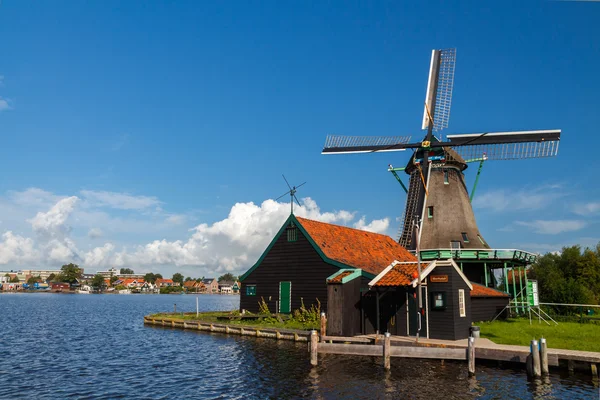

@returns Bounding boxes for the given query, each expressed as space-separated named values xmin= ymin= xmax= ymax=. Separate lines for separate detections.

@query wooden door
xmin=279 ymin=281 xmax=291 ymax=313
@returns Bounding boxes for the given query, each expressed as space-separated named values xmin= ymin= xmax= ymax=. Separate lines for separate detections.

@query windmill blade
xmin=282 ymin=174 xmax=292 ymax=190
xmin=322 ymin=135 xmax=413 ymax=154
xmin=275 ymin=190 xmax=291 ymax=201
xmin=293 ymin=194 xmax=301 ymax=207
xmin=422 ymin=48 xmax=456 ymax=134
xmin=295 ymin=182 xmax=307 ymax=189
xmin=446 ymin=129 xmax=561 ymax=161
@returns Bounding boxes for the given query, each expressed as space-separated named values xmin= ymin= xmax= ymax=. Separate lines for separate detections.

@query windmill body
xmin=322 ymin=48 xmax=561 ymax=312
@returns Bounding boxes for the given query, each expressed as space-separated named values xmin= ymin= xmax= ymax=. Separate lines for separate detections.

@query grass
xmin=149 ymin=311 xmax=320 ymax=331
xmin=477 ymin=318 xmax=600 ymax=352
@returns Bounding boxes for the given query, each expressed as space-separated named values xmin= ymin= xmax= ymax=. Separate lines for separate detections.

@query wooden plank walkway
xmin=355 ymin=334 xmax=600 ymax=367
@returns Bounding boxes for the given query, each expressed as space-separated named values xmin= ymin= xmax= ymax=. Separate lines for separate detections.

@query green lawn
xmin=149 ymin=311 xmax=320 ymax=331
xmin=478 ymin=318 xmax=600 ymax=352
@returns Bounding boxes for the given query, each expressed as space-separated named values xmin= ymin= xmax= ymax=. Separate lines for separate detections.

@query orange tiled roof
xmin=471 ymin=283 xmax=510 ymax=298
xmin=183 ymin=281 xmax=197 ymax=288
xmin=296 ymin=217 xmax=416 ymax=275
xmin=371 ymin=263 xmax=428 ymax=287
xmin=327 ymin=271 xmax=353 ymax=283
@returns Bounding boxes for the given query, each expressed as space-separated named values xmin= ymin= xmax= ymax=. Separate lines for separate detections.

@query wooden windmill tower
xmin=322 ymin=48 xmax=561 ymax=255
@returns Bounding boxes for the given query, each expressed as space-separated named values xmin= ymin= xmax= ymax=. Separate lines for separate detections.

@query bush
xmin=291 ymin=298 xmax=321 ymax=325
xmin=160 ymin=286 xmax=184 ymax=294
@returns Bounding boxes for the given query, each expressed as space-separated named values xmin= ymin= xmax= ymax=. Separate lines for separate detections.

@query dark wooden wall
xmin=471 ymin=297 xmax=509 ymax=322
xmin=240 ymin=222 xmax=339 ymax=314
xmin=362 ymin=287 xmax=409 ymax=336
xmin=427 ymin=265 xmax=471 ymax=340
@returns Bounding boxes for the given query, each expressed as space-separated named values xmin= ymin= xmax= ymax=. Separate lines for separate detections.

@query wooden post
xmin=591 ymin=363 xmax=597 ymax=378
xmin=225 ymin=325 xmax=230 ymax=334
xmin=540 ymin=338 xmax=549 ymax=375
xmin=310 ymin=330 xmax=318 ymax=366
xmin=531 ymin=339 xmax=541 ymax=378
xmin=196 ymin=296 xmax=199 ymax=317
xmin=383 ymin=332 xmax=391 ymax=370
xmin=320 ymin=312 xmax=327 ymax=341
xmin=174 ymin=303 xmax=177 ymax=313
xmin=467 ymin=336 xmax=475 ymax=376
xmin=276 ymin=331 xmax=281 ymax=340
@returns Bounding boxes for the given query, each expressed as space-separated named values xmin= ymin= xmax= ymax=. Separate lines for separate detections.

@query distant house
xmin=51 ymin=282 xmax=70 ymax=292
xmin=156 ymin=278 xmax=176 ymax=288
xmin=2 ymin=282 xmax=23 ymax=291
xmin=239 ymin=214 xmax=416 ymax=314
xmin=183 ymin=281 xmax=197 ymax=291
xmin=202 ymin=278 xmax=219 ymax=293
xmin=218 ymin=281 xmax=235 ymax=294
xmin=140 ymin=282 xmax=157 ymax=292
xmin=232 ymin=281 xmax=240 ymax=294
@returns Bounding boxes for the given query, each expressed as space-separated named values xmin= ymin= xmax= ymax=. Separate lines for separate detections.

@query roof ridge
xmin=295 ymin=216 xmax=393 ymax=240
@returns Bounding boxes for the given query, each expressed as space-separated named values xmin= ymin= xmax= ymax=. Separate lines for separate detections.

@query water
xmin=0 ymin=293 xmax=597 ymax=399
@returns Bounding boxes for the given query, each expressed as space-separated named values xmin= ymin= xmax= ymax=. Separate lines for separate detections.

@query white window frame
xmin=458 ymin=289 xmax=466 ymax=317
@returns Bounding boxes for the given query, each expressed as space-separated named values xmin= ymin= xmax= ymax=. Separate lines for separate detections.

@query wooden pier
xmin=144 ymin=315 xmax=600 ymax=378
xmin=143 ymin=316 xmax=309 ymax=342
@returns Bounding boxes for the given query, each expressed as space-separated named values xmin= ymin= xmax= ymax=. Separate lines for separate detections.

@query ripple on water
xmin=0 ymin=293 xmax=596 ymax=399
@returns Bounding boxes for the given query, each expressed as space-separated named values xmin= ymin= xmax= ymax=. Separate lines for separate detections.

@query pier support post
xmin=310 ymin=330 xmax=318 ymax=366
xmin=591 ymin=363 xmax=597 ymax=378
xmin=540 ymin=338 xmax=549 ymax=375
xmin=531 ymin=339 xmax=541 ymax=378
xmin=383 ymin=332 xmax=391 ymax=370
xmin=320 ymin=312 xmax=327 ymax=341
xmin=467 ymin=336 xmax=476 ymax=377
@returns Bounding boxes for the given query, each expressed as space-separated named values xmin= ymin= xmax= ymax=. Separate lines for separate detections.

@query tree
xmin=172 ymin=273 xmax=184 ymax=285
xmin=91 ymin=274 xmax=105 ymax=290
xmin=155 ymin=273 xmax=163 ymax=279
xmin=144 ymin=273 xmax=157 ymax=284
xmin=120 ymin=268 xmax=134 ymax=275
xmin=10 ymin=275 xmax=20 ymax=283
xmin=218 ymin=273 xmax=237 ymax=282
xmin=185 ymin=276 xmax=193 ymax=282
xmin=27 ymin=276 xmax=42 ymax=285
xmin=60 ymin=263 xmax=82 ymax=284
xmin=47 ymin=273 xmax=56 ymax=283
xmin=110 ymin=275 xmax=118 ymax=285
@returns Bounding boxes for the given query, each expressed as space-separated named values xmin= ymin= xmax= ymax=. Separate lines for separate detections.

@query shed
xmin=239 ymin=214 xmax=416 ymax=315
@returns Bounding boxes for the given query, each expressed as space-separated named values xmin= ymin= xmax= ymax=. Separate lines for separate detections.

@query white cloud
xmin=515 ymin=219 xmax=586 ymax=235
xmin=80 ymin=190 xmax=161 ymax=210
xmin=29 ymin=197 xmax=79 ymax=240
xmin=572 ymin=202 xmax=600 ymax=216
xmin=473 ymin=184 xmax=565 ymax=212
xmin=0 ymin=97 xmax=10 ymax=111
xmin=165 ymin=215 xmax=186 ymax=225
xmin=353 ymin=216 xmax=390 ymax=233
xmin=88 ymin=228 xmax=103 ymax=239
xmin=9 ymin=188 xmax=64 ymax=208
xmin=0 ymin=232 xmax=39 ymax=264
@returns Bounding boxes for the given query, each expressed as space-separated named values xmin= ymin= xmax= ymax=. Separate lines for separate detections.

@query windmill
xmin=322 ymin=48 xmax=560 ymax=252
xmin=321 ymin=49 xmax=560 ymax=312
xmin=276 ymin=175 xmax=306 ymax=214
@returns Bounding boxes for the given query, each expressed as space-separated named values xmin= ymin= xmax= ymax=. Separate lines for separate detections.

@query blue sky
xmin=0 ymin=1 xmax=598 ymax=277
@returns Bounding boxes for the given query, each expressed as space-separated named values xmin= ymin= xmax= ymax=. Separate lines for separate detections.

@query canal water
xmin=0 ymin=293 xmax=597 ymax=399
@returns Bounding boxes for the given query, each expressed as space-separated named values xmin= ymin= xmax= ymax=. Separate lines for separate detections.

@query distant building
xmin=218 ymin=280 xmax=235 ymax=294
xmin=156 ymin=278 xmax=178 ymax=288
xmin=21 ymin=269 xmax=63 ymax=281
xmin=51 ymin=282 xmax=70 ymax=292
xmin=202 ymin=278 xmax=219 ymax=293
xmin=96 ymin=268 xmax=119 ymax=278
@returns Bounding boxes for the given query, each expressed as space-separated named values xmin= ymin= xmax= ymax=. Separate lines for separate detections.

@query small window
xmin=444 ymin=170 xmax=449 ymax=184
xmin=458 ymin=289 xmax=466 ymax=317
xmin=451 ymin=241 xmax=461 ymax=250
xmin=427 ymin=206 xmax=434 ymax=219
xmin=287 ymin=227 xmax=297 ymax=242
xmin=431 ymin=292 xmax=446 ymax=310
xmin=462 ymin=232 xmax=469 ymax=243
xmin=246 ymin=285 xmax=256 ymax=296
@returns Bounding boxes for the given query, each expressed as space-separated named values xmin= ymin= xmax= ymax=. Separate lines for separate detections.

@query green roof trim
xmin=326 ymin=268 xmax=364 ymax=284
xmin=240 ymin=214 xmax=366 ymax=282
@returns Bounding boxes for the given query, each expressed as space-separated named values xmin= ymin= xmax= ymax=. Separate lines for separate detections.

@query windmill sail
xmin=322 ymin=135 xmax=412 ymax=154
xmin=422 ymin=48 xmax=456 ymax=134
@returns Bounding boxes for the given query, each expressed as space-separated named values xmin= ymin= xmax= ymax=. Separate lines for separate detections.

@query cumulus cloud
xmin=88 ymin=228 xmax=103 ymax=239
xmin=515 ymin=219 xmax=586 ymax=235
xmin=28 ymin=197 xmax=79 ymax=240
xmin=0 ymin=192 xmax=391 ymax=276
xmin=80 ymin=190 xmax=161 ymax=210
xmin=353 ymin=216 xmax=390 ymax=233
xmin=0 ymin=97 xmax=10 ymax=111
xmin=572 ymin=202 xmax=600 ymax=216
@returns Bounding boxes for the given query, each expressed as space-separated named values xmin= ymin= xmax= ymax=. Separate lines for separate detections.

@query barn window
xmin=287 ymin=227 xmax=298 ymax=242
xmin=458 ymin=289 xmax=466 ymax=317
xmin=444 ymin=170 xmax=449 ymax=184
xmin=431 ymin=292 xmax=446 ymax=310
xmin=461 ymin=232 xmax=469 ymax=243
xmin=246 ymin=285 xmax=256 ymax=296
xmin=427 ymin=206 xmax=434 ymax=219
